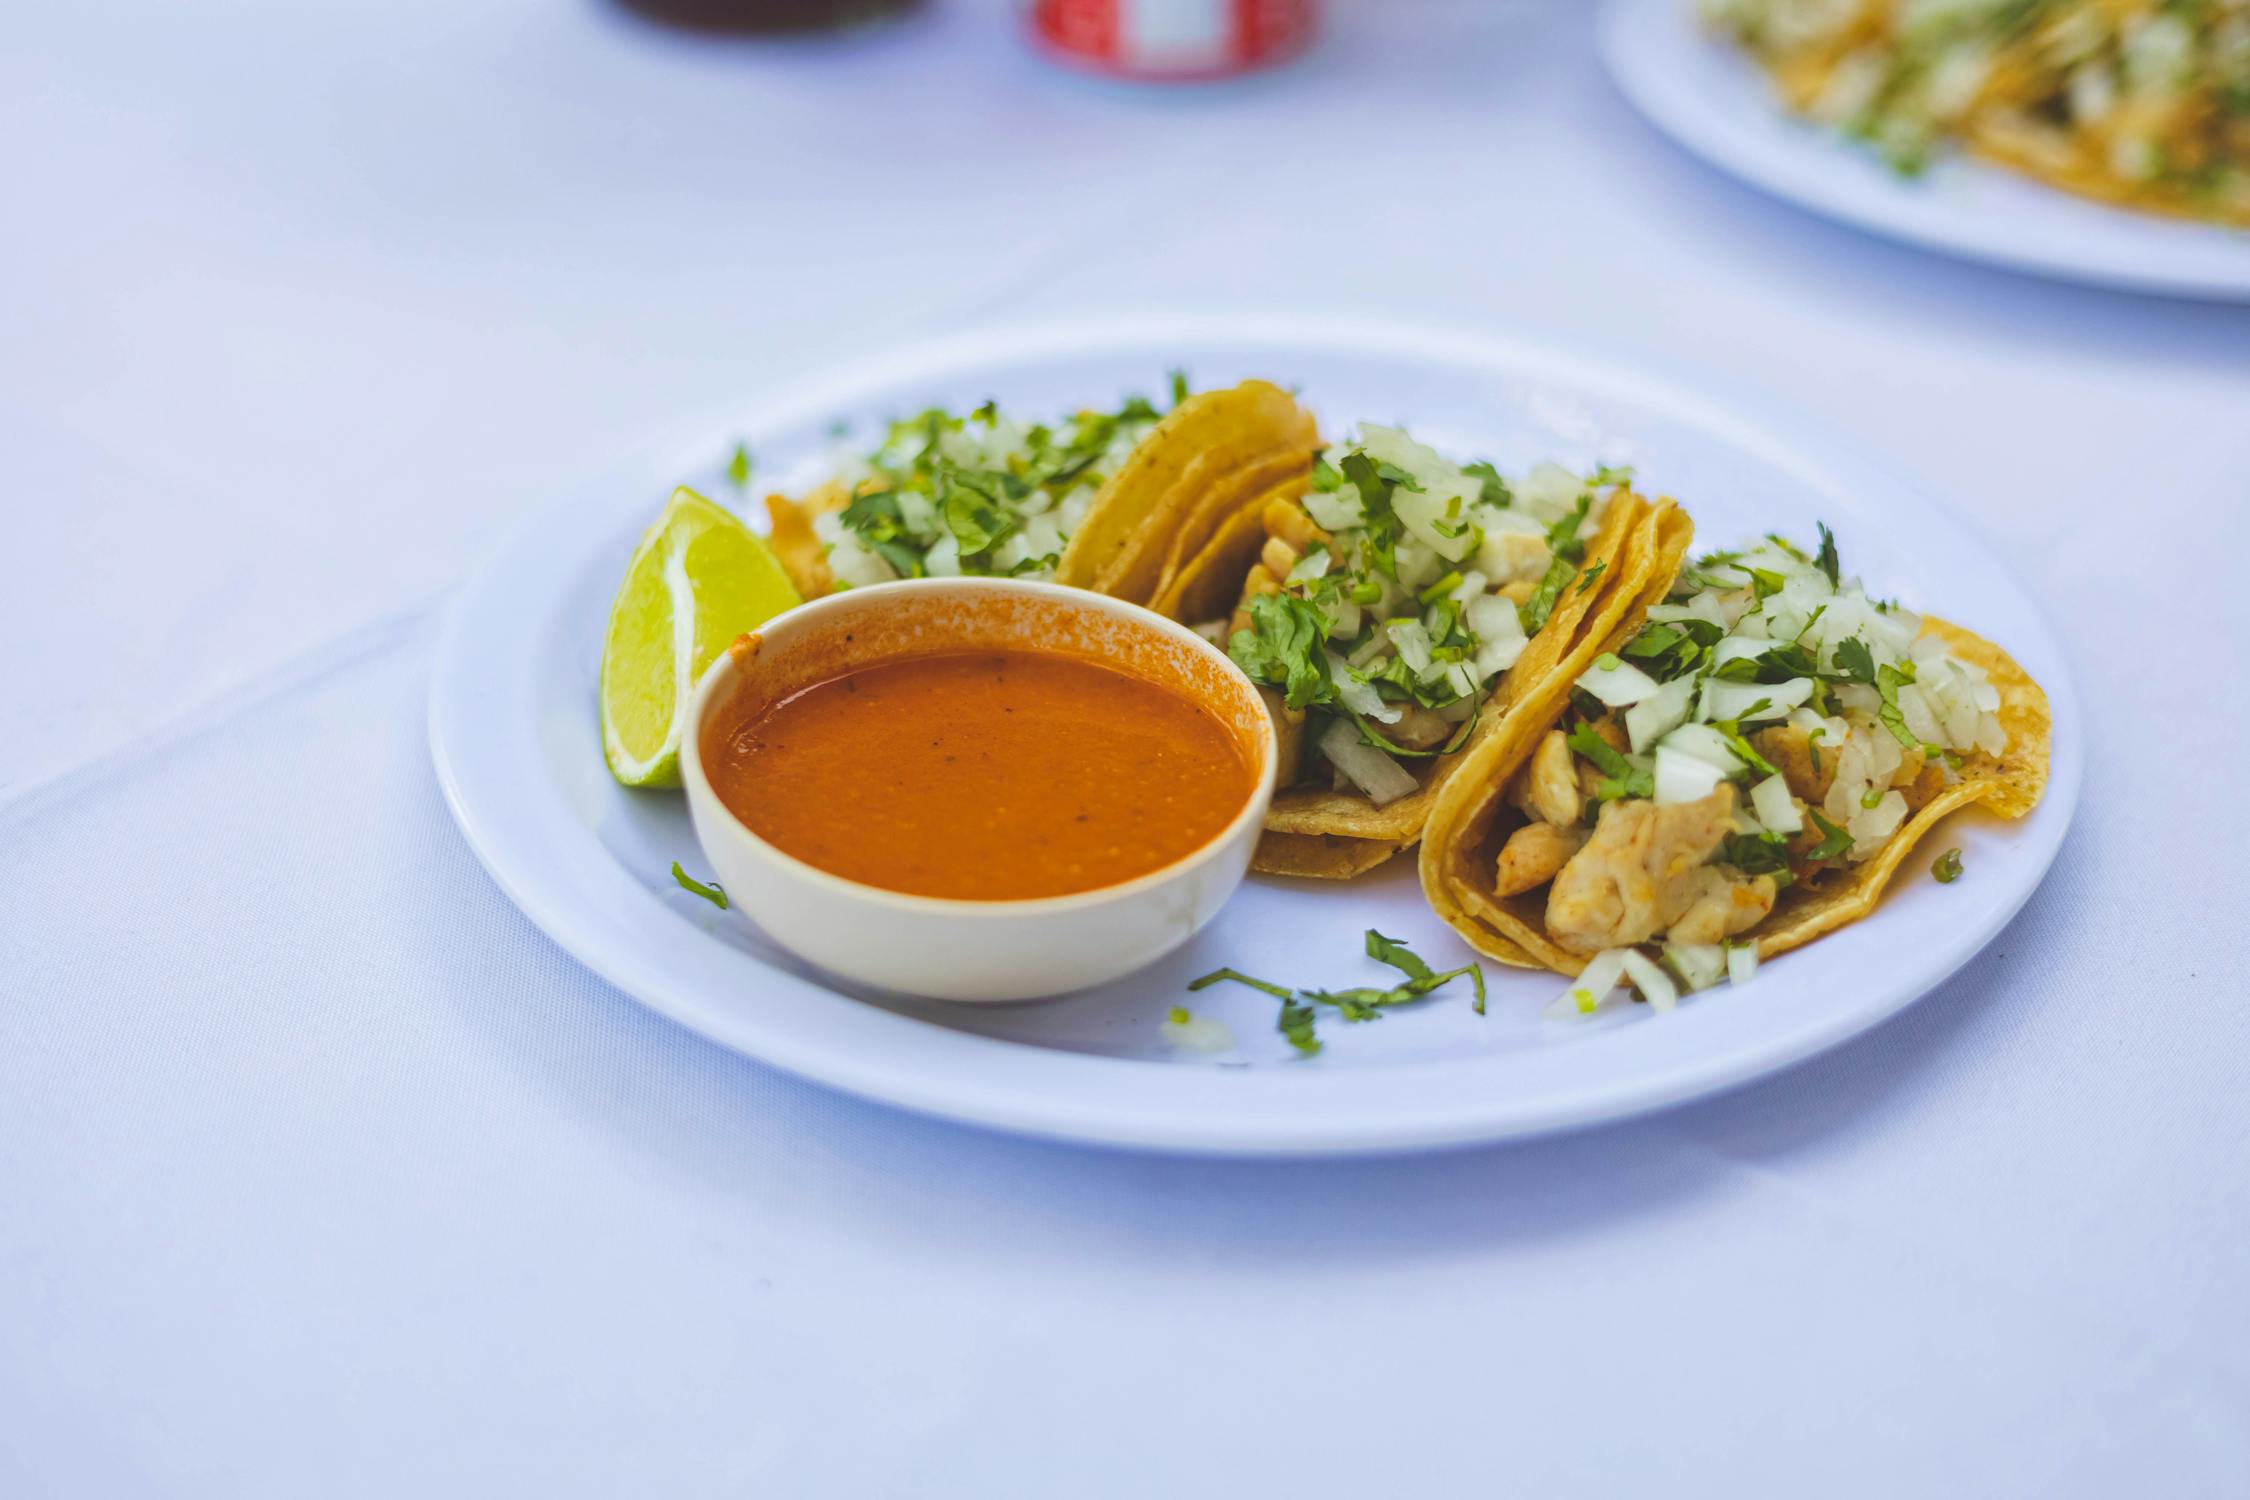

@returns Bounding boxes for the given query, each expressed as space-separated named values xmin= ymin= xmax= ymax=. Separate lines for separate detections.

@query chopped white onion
xmin=1467 ymin=594 xmax=1528 ymax=677
xmin=1658 ymin=723 xmax=1743 ymax=775
xmin=1618 ymin=949 xmax=1679 ymax=1014
xmin=1575 ymin=656 xmax=1661 ymax=708
xmin=1625 ymin=676 xmax=1696 ymax=754
xmin=1475 ymin=520 xmax=1551 ymax=585
xmin=1727 ymin=943 xmax=1759 ymax=986
xmin=1749 ymin=772 xmax=1803 ymax=834
xmin=1711 ymin=635 xmax=1770 ymax=670
xmin=1654 ymin=744 xmax=1728 ymax=805
xmin=1319 ymin=719 xmax=1419 ymax=806
xmin=1386 ymin=620 xmax=1434 ymax=676
xmin=1303 ymin=487 xmax=1363 ymax=533
xmin=1328 ymin=657 xmax=1400 ymax=724
xmin=922 ymin=533 xmax=963 ymax=578
xmin=1545 ymin=949 xmax=1630 ymax=1019
xmin=1664 ymin=942 xmax=1727 ymax=993
xmin=1159 ymin=1011 xmax=1235 ymax=1054
xmin=1285 ymin=545 xmax=1331 ymax=585
xmin=1701 ymin=676 xmax=1812 ymax=724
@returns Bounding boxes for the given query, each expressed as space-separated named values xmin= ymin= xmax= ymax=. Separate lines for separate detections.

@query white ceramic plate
xmin=427 ymin=315 xmax=2081 ymax=1156
xmin=1600 ymin=0 xmax=2250 ymax=302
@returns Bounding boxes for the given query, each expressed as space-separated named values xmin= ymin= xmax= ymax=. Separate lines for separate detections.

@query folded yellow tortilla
xmin=1418 ymin=542 xmax=2052 ymax=973
xmin=1055 ymin=380 xmax=1320 ymax=604
xmin=766 ymin=381 xmax=1320 ymax=607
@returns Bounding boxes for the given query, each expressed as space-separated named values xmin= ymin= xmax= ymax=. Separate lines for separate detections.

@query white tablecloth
xmin=5 ymin=2 xmax=2246 ymax=1493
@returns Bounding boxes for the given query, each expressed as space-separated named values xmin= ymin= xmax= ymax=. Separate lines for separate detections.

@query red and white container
xmin=1032 ymin=0 xmax=1317 ymax=80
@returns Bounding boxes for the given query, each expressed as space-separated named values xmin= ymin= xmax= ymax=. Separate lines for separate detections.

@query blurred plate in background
xmin=1600 ymin=0 xmax=2250 ymax=302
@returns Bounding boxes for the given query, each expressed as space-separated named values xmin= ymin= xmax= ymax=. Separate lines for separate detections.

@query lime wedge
xmin=600 ymin=486 xmax=803 ymax=788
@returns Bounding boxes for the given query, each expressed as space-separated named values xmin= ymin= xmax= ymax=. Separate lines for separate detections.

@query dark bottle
xmin=611 ymin=0 xmax=915 ymax=33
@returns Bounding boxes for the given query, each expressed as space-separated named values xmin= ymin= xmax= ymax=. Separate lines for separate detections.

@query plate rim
xmin=427 ymin=312 xmax=2083 ymax=1157
xmin=1598 ymin=0 xmax=2250 ymax=302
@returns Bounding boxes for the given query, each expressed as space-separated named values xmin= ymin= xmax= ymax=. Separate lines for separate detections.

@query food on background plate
xmin=763 ymin=378 xmax=1320 ymax=601
xmin=1421 ymin=520 xmax=2051 ymax=1013
xmin=1165 ymin=424 xmax=1670 ymax=879
xmin=1700 ymin=0 xmax=2250 ymax=225
xmin=600 ymin=487 xmax=804 ymax=788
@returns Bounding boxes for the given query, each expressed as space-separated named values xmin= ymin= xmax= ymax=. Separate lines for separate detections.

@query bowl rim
xmin=679 ymin=575 xmax=1281 ymax=917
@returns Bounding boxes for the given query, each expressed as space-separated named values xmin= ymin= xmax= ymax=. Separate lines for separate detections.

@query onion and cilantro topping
xmin=1568 ymin=523 xmax=2006 ymax=864
xmin=1524 ymin=523 xmax=2005 ymax=1017
xmin=814 ymin=385 xmax=1177 ymax=586
xmin=1223 ymin=426 xmax=1629 ymax=806
xmin=1191 ymin=928 xmax=1487 ymax=1057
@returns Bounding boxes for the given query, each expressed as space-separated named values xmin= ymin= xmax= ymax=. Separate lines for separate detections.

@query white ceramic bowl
xmin=678 ymin=578 xmax=1278 ymax=1002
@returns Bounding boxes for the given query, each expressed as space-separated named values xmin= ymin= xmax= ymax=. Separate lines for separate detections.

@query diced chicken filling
xmin=1494 ymin=820 xmax=1588 ymax=898
xmin=1514 ymin=729 xmax=1585 ymax=829
xmin=1543 ymin=785 xmax=1777 ymax=956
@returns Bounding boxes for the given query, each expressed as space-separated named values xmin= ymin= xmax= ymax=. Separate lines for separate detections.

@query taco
xmin=1702 ymin=0 xmax=2250 ymax=226
xmin=1053 ymin=379 xmax=1320 ymax=604
xmin=1420 ymin=520 xmax=2051 ymax=1005
xmin=1158 ymin=422 xmax=1671 ymax=879
xmin=764 ymin=379 xmax=1317 ymax=601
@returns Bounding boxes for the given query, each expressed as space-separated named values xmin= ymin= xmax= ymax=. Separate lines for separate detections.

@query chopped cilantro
xmin=1168 ymin=369 xmax=1190 ymax=406
xmin=1189 ymin=931 xmax=1488 ymax=1055
xmin=1565 ymin=722 xmax=1631 ymax=779
xmin=1875 ymin=661 xmax=1921 ymax=750
xmin=1932 ymin=848 xmax=1964 ymax=884
xmin=671 ymin=863 xmax=728 ymax=910
xmin=1338 ymin=451 xmax=1404 ymax=579
xmin=1462 ymin=459 xmax=1511 ymax=508
xmin=1720 ymin=830 xmax=1792 ymax=876
xmin=1574 ymin=559 xmax=1607 ymax=596
xmin=1622 ymin=617 xmax=1722 ymax=681
xmin=1712 ymin=719 xmax=1777 ymax=777
xmin=1833 ymin=635 xmax=1876 ymax=684
xmin=1228 ymin=591 xmax=1335 ymax=712
xmin=1188 ymin=966 xmax=1292 ymax=1000
xmin=1566 ymin=722 xmax=1653 ymax=801
xmin=1518 ymin=554 xmax=1579 ymax=636
xmin=1804 ymin=808 xmax=1854 ymax=861
xmin=938 ymin=470 xmax=1017 ymax=556
xmin=1815 ymin=522 xmax=1841 ymax=587
xmin=1545 ymin=495 xmax=1592 ymax=565
xmin=1418 ymin=570 xmax=1463 ymax=606
xmin=726 ymin=443 xmax=753 ymax=490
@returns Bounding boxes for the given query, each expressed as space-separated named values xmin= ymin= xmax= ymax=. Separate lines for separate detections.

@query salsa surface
xmin=707 ymin=648 xmax=1254 ymax=900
